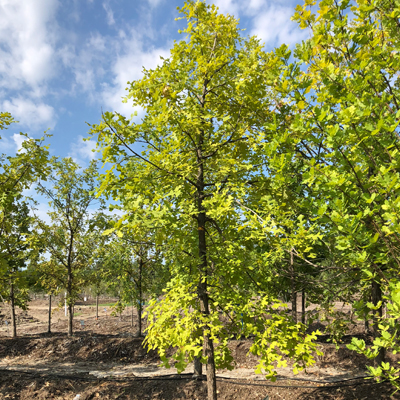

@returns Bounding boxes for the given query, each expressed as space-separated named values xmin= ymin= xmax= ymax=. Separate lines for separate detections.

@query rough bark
xmin=197 ymin=142 xmax=217 ymax=400
xmin=193 ymin=356 xmax=203 ymax=378
xmin=96 ymin=295 xmax=99 ymax=320
xmin=301 ymin=289 xmax=305 ymax=325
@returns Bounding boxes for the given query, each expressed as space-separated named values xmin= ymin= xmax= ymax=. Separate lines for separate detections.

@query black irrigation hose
xmin=215 ymin=377 xmax=384 ymax=390
xmin=275 ymin=374 xmax=368 ymax=383
xmin=0 ymin=368 xmax=386 ymax=390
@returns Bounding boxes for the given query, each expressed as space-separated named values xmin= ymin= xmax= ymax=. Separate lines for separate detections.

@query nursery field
xmin=0 ymin=299 xmax=398 ymax=400
xmin=2 ymin=0 xmax=400 ymax=399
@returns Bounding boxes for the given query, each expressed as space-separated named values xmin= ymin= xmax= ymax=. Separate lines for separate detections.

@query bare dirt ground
xmin=0 ymin=298 xmax=398 ymax=399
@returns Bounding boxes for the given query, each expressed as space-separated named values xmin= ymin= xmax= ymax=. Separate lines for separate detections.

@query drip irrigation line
xmin=0 ymin=368 xmax=386 ymax=390
xmin=214 ymin=377 xmax=384 ymax=390
xmin=274 ymin=374 xmax=369 ymax=383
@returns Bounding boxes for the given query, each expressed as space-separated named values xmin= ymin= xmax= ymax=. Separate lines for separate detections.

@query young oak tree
xmin=0 ymin=113 xmax=50 ymax=337
xmin=101 ymin=229 xmax=164 ymax=336
xmin=90 ymin=2 xmax=321 ymax=399
xmin=253 ymin=0 xmax=400 ymax=385
xmin=0 ymin=199 xmax=32 ymax=337
xmin=34 ymin=158 xmax=105 ymax=336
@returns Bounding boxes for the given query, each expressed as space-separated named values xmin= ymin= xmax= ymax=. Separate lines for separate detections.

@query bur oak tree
xmin=90 ymin=2 xmax=320 ymax=399
xmin=255 ymin=0 xmax=400 ymax=386
xmin=0 ymin=112 xmax=50 ymax=337
xmin=35 ymin=158 xmax=105 ymax=336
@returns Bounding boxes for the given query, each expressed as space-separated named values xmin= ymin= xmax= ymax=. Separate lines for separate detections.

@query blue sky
xmin=0 ymin=0 xmax=310 ymax=167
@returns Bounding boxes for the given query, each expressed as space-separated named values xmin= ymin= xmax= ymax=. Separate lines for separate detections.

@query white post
xmin=65 ymin=292 xmax=67 ymax=317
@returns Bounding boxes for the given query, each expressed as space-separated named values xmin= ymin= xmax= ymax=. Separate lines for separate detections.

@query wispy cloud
xmin=249 ymin=5 xmax=310 ymax=47
xmin=207 ymin=0 xmax=308 ymax=48
xmin=100 ymin=28 xmax=170 ymax=118
xmin=212 ymin=0 xmax=240 ymax=17
xmin=68 ymin=135 xmax=97 ymax=166
xmin=103 ymin=1 xmax=115 ymax=26
xmin=148 ymin=0 xmax=164 ymax=7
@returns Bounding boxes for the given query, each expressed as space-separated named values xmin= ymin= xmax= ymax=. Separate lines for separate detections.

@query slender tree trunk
xmin=67 ymin=228 xmax=74 ymax=337
xmin=10 ymin=280 xmax=17 ymax=338
xmin=197 ymin=177 xmax=217 ymax=400
xmin=371 ymin=280 xmax=385 ymax=365
xmin=67 ymin=268 xmax=73 ymax=336
xmin=48 ymin=294 xmax=52 ymax=334
xmin=194 ymin=76 xmax=217 ymax=400
xmin=68 ymin=303 xmax=73 ymax=336
xmin=96 ymin=295 xmax=99 ymax=320
xmin=365 ymin=317 xmax=370 ymax=333
xmin=364 ymin=293 xmax=371 ymax=333
xmin=138 ymin=257 xmax=143 ymax=337
xmin=301 ymin=289 xmax=305 ymax=325
xmin=193 ymin=321 xmax=203 ymax=377
xmin=201 ymin=294 xmax=217 ymax=400
xmin=131 ymin=300 xmax=134 ymax=328
xmin=193 ymin=356 xmax=203 ymax=378
xmin=290 ymin=249 xmax=297 ymax=323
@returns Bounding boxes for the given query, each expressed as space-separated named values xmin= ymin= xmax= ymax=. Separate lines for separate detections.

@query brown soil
xmin=0 ymin=298 xmax=398 ymax=400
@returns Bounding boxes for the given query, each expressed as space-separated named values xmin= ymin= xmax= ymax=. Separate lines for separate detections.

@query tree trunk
xmin=365 ymin=317 xmax=370 ymax=333
xmin=68 ymin=303 xmax=73 ymax=336
xmin=48 ymin=294 xmax=52 ymax=334
xmin=138 ymin=258 xmax=143 ymax=337
xmin=195 ymin=78 xmax=217 ymax=400
xmin=138 ymin=303 xmax=142 ymax=336
xmin=67 ymin=229 xmax=74 ymax=337
xmin=301 ymin=289 xmax=305 ymax=325
xmin=96 ymin=295 xmax=99 ymax=320
xmin=197 ymin=195 xmax=217 ymax=400
xmin=10 ymin=280 xmax=17 ymax=338
xmin=371 ymin=280 xmax=385 ymax=365
xmin=290 ymin=249 xmax=297 ymax=323
xmin=193 ymin=356 xmax=203 ymax=378
xmin=67 ymin=270 xmax=73 ymax=336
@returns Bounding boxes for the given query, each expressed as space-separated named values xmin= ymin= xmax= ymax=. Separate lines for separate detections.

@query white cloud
xmin=213 ymin=0 xmax=240 ymax=17
xmin=103 ymin=1 xmax=115 ymax=26
xmin=148 ymin=0 xmax=163 ymax=7
xmin=1 ymin=97 xmax=56 ymax=131
xmin=248 ymin=0 xmax=264 ymax=10
xmin=100 ymin=29 xmax=170 ymax=118
xmin=69 ymin=135 xmax=97 ymax=166
xmin=204 ymin=0 xmax=307 ymax=47
xmin=12 ymin=133 xmax=26 ymax=151
xmin=58 ymin=33 xmax=107 ymax=101
xmin=30 ymin=201 xmax=52 ymax=224
xmin=89 ymin=33 xmax=107 ymax=52
xmin=249 ymin=5 xmax=310 ymax=47
xmin=0 ymin=0 xmax=59 ymax=91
